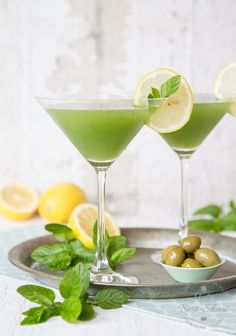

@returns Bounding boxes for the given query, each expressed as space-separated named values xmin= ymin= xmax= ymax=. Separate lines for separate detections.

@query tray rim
xmin=8 ymin=228 xmax=236 ymax=288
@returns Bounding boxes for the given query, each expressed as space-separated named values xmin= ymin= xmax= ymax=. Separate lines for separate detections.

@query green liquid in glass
xmin=47 ymin=107 xmax=148 ymax=166
xmin=161 ymin=102 xmax=229 ymax=154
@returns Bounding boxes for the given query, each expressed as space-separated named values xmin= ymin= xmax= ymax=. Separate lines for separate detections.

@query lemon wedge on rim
xmin=214 ymin=62 xmax=236 ymax=117
xmin=134 ymin=67 xmax=194 ymax=133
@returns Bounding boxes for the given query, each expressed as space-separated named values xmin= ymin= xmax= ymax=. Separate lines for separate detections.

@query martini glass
xmin=37 ymin=97 xmax=154 ymax=284
xmin=159 ymin=95 xmax=230 ymax=240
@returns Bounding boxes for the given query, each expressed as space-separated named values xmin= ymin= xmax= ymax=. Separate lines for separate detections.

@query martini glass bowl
xmin=37 ymin=96 xmax=161 ymax=284
xmin=160 ymin=94 xmax=231 ymax=240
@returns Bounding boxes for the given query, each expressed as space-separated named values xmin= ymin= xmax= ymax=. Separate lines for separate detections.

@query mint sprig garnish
xmin=17 ymin=262 xmax=129 ymax=325
xmin=148 ymin=75 xmax=181 ymax=99
xmin=31 ymin=223 xmax=136 ymax=271
xmin=148 ymin=87 xmax=160 ymax=99
xmin=189 ymin=200 xmax=236 ymax=232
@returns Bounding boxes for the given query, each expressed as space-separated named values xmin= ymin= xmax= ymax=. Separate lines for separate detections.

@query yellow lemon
xmin=39 ymin=183 xmax=87 ymax=223
xmin=0 ymin=183 xmax=39 ymax=220
xmin=214 ymin=62 xmax=236 ymax=116
xmin=134 ymin=67 xmax=193 ymax=133
xmin=68 ymin=203 xmax=120 ymax=249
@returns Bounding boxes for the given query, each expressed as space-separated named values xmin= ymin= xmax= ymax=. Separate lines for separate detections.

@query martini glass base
xmin=90 ymin=268 xmax=139 ymax=284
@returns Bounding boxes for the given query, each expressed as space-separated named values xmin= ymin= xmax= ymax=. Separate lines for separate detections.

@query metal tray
xmin=8 ymin=228 xmax=236 ymax=299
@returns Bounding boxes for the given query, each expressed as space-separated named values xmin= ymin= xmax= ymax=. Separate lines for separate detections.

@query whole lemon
xmin=39 ymin=183 xmax=87 ymax=223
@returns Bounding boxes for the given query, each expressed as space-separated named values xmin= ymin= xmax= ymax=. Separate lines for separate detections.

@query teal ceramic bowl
xmin=159 ymin=258 xmax=225 ymax=283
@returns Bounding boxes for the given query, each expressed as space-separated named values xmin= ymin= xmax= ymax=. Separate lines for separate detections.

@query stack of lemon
xmin=0 ymin=182 xmax=119 ymax=248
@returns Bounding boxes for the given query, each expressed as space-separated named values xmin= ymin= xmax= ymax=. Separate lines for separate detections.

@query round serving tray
xmin=8 ymin=228 xmax=236 ymax=299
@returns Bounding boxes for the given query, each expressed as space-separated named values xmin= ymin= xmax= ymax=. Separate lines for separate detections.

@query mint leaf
xmin=93 ymin=221 xmax=98 ymax=247
xmin=17 ymin=285 xmax=55 ymax=306
xmin=194 ymin=204 xmax=221 ymax=218
xmin=93 ymin=220 xmax=110 ymax=249
xmin=160 ymin=75 xmax=180 ymax=98
xmin=188 ymin=219 xmax=220 ymax=232
xmin=79 ymin=303 xmax=96 ymax=321
xmin=47 ymin=255 xmax=72 ymax=270
xmin=59 ymin=263 xmax=90 ymax=299
xmin=45 ymin=224 xmax=73 ymax=242
xmin=49 ymin=302 xmax=61 ymax=317
xmin=219 ymin=213 xmax=236 ymax=230
xmin=110 ymin=248 xmax=136 ymax=266
xmin=148 ymin=87 xmax=160 ymax=99
xmin=31 ymin=243 xmax=71 ymax=270
xmin=21 ymin=306 xmax=51 ymax=325
xmin=212 ymin=219 xmax=222 ymax=232
xmin=229 ymin=200 xmax=236 ymax=211
xmin=107 ymin=236 xmax=126 ymax=258
xmin=96 ymin=289 xmax=129 ymax=309
xmin=60 ymin=296 xmax=82 ymax=323
xmin=151 ymin=87 xmax=160 ymax=98
xmin=69 ymin=240 xmax=95 ymax=262
xmin=71 ymin=259 xmax=93 ymax=269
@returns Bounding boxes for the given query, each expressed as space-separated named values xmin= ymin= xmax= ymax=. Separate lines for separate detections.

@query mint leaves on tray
xmin=17 ymin=262 xmax=129 ymax=325
xmin=17 ymin=222 xmax=133 ymax=325
xmin=31 ymin=222 xmax=136 ymax=271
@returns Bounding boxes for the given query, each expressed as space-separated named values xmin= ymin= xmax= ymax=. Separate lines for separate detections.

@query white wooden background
xmin=0 ymin=0 xmax=236 ymax=228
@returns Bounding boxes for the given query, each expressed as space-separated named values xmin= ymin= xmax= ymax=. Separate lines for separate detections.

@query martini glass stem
xmin=91 ymin=168 xmax=112 ymax=275
xmin=179 ymin=155 xmax=191 ymax=240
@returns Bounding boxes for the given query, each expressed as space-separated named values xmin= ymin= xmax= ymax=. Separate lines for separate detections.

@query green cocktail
xmin=47 ymin=107 xmax=148 ymax=167
xmin=38 ymin=97 xmax=153 ymax=285
xmin=161 ymin=101 xmax=228 ymax=155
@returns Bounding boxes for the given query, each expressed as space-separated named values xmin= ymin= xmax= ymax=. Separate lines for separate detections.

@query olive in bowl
xmin=180 ymin=235 xmax=201 ymax=254
xmin=194 ymin=247 xmax=221 ymax=267
xmin=181 ymin=258 xmax=203 ymax=268
xmin=161 ymin=245 xmax=179 ymax=263
xmin=162 ymin=245 xmax=185 ymax=266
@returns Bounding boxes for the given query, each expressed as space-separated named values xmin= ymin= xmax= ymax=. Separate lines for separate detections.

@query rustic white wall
xmin=0 ymin=0 xmax=236 ymax=228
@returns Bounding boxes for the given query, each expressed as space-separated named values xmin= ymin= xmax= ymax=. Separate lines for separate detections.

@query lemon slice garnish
xmin=134 ymin=67 xmax=193 ymax=133
xmin=214 ymin=62 xmax=236 ymax=116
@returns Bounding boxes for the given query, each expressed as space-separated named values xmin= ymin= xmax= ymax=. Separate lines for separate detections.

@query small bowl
xmin=159 ymin=258 xmax=225 ymax=283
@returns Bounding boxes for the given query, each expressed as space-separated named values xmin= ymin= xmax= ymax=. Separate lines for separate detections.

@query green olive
xmin=165 ymin=246 xmax=185 ymax=266
xmin=194 ymin=247 xmax=221 ymax=267
xmin=180 ymin=235 xmax=201 ymax=254
xmin=181 ymin=258 xmax=203 ymax=268
xmin=161 ymin=245 xmax=179 ymax=262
